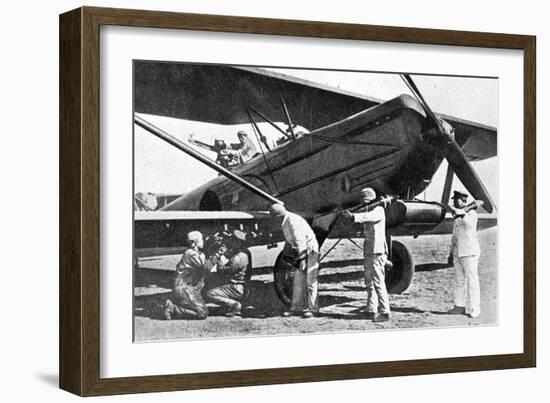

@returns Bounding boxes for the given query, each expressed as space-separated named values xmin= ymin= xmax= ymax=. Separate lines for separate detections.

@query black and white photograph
xmin=132 ymin=61 xmax=498 ymax=342
xmin=2 ymin=0 xmax=546 ymax=400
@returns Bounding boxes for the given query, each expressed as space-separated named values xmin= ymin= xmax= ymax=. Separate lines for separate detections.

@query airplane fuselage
xmin=162 ymin=94 xmax=444 ymax=220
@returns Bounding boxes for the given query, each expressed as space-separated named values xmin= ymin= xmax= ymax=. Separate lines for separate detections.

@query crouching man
xmin=269 ymin=203 xmax=320 ymax=318
xmin=205 ymin=230 xmax=252 ymax=317
xmin=164 ymin=231 xmax=222 ymax=320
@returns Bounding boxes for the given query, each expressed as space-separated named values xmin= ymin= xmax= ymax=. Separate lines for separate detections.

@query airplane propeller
xmin=400 ymin=74 xmax=495 ymax=214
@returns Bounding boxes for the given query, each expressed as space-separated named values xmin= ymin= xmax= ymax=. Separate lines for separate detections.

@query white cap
xmin=269 ymin=203 xmax=287 ymax=217
xmin=187 ymin=231 xmax=203 ymax=246
xmin=360 ymin=187 xmax=376 ymax=201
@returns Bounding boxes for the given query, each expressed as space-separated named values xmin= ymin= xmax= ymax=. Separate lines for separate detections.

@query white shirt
xmin=353 ymin=206 xmax=387 ymax=255
xmin=281 ymin=212 xmax=319 ymax=256
xmin=451 ymin=210 xmax=480 ymax=257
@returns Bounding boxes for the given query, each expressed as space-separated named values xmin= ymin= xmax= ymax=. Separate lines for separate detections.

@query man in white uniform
xmin=341 ymin=187 xmax=391 ymax=322
xmin=447 ymin=190 xmax=484 ymax=318
xmin=269 ymin=203 xmax=320 ymax=318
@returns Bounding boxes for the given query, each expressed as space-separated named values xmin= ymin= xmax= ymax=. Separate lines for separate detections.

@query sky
xmin=134 ymin=67 xmax=498 ymax=208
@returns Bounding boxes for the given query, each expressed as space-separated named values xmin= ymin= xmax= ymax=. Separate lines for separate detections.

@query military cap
xmin=269 ymin=203 xmax=287 ymax=217
xmin=451 ymin=190 xmax=468 ymax=200
xmin=232 ymin=229 xmax=247 ymax=242
xmin=360 ymin=187 xmax=377 ymax=201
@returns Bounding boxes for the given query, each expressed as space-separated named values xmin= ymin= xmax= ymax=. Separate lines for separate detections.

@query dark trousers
xmin=169 ymin=282 xmax=208 ymax=320
xmin=206 ymin=283 xmax=244 ymax=311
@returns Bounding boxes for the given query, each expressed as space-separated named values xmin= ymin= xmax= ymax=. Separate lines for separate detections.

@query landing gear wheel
xmin=273 ymin=251 xmax=295 ymax=307
xmin=385 ymin=240 xmax=415 ymax=294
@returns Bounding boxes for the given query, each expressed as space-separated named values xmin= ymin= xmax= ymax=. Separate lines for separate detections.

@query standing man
xmin=269 ymin=204 xmax=320 ymax=318
xmin=205 ymin=230 xmax=252 ymax=317
xmin=447 ymin=190 xmax=484 ymax=318
xmin=341 ymin=187 xmax=391 ymax=322
xmin=164 ymin=231 xmax=222 ymax=320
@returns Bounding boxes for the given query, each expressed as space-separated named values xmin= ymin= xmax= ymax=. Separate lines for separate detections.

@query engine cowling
xmin=386 ymin=200 xmax=446 ymax=235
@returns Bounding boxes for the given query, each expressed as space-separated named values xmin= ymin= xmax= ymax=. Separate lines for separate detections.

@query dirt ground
xmin=134 ymin=227 xmax=497 ymax=341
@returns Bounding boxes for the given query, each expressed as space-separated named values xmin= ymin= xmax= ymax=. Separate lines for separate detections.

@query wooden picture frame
xmin=59 ymin=6 xmax=536 ymax=396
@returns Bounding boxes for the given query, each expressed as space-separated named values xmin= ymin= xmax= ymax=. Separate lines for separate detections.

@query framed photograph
xmin=59 ymin=6 xmax=536 ymax=396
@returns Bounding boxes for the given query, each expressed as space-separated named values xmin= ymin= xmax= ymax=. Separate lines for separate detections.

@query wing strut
xmin=248 ymin=107 xmax=292 ymax=140
xmin=280 ymin=92 xmax=296 ymax=139
xmin=135 ymin=115 xmax=284 ymax=206
xmin=246 ymin=110 xmax=280 ymax=193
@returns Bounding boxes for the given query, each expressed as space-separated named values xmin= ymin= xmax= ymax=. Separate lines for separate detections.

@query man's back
xmin=176 ymin=248 xmax=209 ymax=287
xmin=282 ymin=212 xmax=318 ymax=253
xmin=220 ymin=249 xmax=250 ymax=284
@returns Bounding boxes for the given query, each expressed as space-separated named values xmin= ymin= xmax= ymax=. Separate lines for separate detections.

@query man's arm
xmin=447 ymin=200 xmax=484 ymax=218
xmin=206 ymin=250 xmax=229 ymax=273
xmin=352 ymin=206 xmax=385 ymax=224
xmin=176 ymin=250 xmax=204 ymax=273
xmin=219 ymin=252 xmax=249 ymax=275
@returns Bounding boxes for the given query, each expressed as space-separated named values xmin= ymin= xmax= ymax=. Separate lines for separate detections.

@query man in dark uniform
xmin=164 ymin=231 xmax=222 ymax=320
xmin=205 ymin=230 xmax=252 ymax=317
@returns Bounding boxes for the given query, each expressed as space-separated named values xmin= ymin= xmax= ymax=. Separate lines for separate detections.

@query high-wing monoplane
xmin=133 ymin=62 xmax=497 ymax=306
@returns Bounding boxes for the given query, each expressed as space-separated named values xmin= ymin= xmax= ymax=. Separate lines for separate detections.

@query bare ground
xmin=134 ymin=227 xmax=497 ymax=341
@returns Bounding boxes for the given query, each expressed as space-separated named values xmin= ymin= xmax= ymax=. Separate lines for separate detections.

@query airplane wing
xmin=135 ymin=62 xmax=497 ymax=161
xmin=135 ymin=62 xmax=381 ymax=131
xmin=134 ymin=210 xmax=282 ymax=257
xmin=440 ymin=114 xmax=497 ymax=161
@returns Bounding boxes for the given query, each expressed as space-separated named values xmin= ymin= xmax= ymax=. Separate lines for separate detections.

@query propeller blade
xmin=400 ymin=74 xmax=440 ymax=126
xmin=445 ymin=139 xmax=495 ymax=213
xmin=400 ymin=73 xmax=495 ymax=213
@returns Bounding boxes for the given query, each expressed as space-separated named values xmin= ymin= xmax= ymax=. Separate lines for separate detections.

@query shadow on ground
xmin=415 ymin=262 xmax=452 ymax=272
xmin=134 ymin=263 xmax=358 ymax=320
xmin=134 ymin=258 xmax=454 ymax=321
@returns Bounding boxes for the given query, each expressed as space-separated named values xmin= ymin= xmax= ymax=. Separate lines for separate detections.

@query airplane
xmin=133 ymin=62 xmax=497 ymax=307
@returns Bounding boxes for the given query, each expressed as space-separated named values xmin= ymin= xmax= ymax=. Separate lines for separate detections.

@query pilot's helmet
xmin=214 ymin=139 xmax=227 ymax=151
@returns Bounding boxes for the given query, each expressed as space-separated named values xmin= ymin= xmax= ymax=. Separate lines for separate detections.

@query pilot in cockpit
xmin=236 ymin=131 xmax=258 ymax=162
xmin=214 ymin=139 xmax=241 ymax=168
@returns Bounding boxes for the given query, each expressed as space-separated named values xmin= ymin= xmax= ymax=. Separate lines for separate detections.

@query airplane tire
xmin=385 ymin=240 xmax=415 ymax=294
xmin=273 ymin=251 xmax=294 ymax=307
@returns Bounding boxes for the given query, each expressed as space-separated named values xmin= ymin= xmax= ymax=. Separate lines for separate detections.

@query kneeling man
xmin=205 ymin=231 xmax=251 ymax=317
xmin=164 ymin=231 xmax=221 ymax=320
